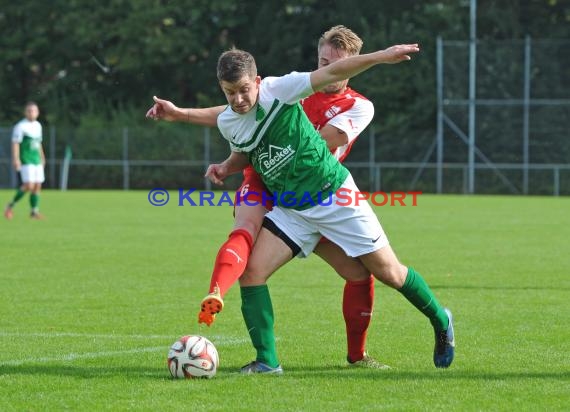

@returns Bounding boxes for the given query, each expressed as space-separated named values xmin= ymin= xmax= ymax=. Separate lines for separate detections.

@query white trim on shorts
xmin=264 ymin=174 xmax=389 ymax=258
xmin=20 ymin=164 xmax=45 ymax=184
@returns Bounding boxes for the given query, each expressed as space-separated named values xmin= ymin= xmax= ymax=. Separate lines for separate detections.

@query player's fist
xmin=205 ymin=163 xmax=228 ymax=186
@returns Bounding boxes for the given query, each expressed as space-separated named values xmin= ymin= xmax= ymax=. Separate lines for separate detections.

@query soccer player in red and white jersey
xmin=300 ymin=42 xmax=377 ymax=367
xmin=147 ymin=26 xmax=384 ymax=368
xmin=302 ymin=88 xmax=372 ymax=162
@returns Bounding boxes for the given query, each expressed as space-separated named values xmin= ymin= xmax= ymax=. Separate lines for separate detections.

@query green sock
xmin=30 ymin=193 xmax=39 ymax=213
xmin=10 ymin=189 xmax=26 ymax=206
xmin=398 ymin=267 xmax=449 ymax=331
xmin=240 ymin=285 xmax=279 ymax=368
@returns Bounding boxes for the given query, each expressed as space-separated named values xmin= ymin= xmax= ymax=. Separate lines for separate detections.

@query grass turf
xmin=0 ymin=190 xmax=568 ymax=411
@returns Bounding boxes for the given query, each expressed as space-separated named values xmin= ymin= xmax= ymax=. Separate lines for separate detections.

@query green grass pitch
xmin=1 ymin=190 xmax=568 ymax=411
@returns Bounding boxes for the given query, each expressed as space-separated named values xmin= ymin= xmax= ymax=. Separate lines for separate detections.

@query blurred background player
xmin=147 ymin=26 xmax=385 ymax=369
xmin=4 ymin=102 xmax=46 ymax=220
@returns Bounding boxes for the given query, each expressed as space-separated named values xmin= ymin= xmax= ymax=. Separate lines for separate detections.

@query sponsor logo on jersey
xmin=260 ymin=144 xmax=296 ymax=174
xmin=325 ymin=105 xmax=341 ymax=119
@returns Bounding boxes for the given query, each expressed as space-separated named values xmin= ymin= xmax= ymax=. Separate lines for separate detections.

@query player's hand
xmin=12 ymin=159 xmax=21 ymax=171
xmin=205 ymin=163 xmax=228 ymax=186
xmin=379 ymin=44 xmax=420 ymax=64
xmin=145 ymin=96 xmax=179 ymax=121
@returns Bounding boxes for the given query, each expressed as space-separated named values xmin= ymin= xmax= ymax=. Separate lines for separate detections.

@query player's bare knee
xmin=233 ymin=219 xmax=262 ymax=242
xmin=374 ymin=265 xmax=407 ymax=289
xmin=337 ymin=262 xmax=370 ymax=282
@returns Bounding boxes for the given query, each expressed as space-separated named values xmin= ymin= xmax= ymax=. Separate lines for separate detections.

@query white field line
xmin=0 ymin=332 xmax=250 ymax=366
xmin=0 ymin=331 xmax=246 ymax=344
xmin=0 ymin=331 xmax=173 ymax=339
xmin=1 ymin=346 xmax=166 ymax=366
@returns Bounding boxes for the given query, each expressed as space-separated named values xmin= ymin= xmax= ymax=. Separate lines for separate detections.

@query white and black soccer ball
xmin=167 ymin=335 xmax=219 ymax=379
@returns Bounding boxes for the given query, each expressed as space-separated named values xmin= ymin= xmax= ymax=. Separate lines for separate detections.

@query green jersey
xmin=12 ymin=118 xmax=43 ymax=165
xmin=217 ymin=72 xmax=349 ymax=210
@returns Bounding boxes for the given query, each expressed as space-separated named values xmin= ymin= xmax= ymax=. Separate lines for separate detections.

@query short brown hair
xmin=318 ymin=25 xmax=363 ymax=56
xmin=216 ymin=48 xmax=257 ymax=83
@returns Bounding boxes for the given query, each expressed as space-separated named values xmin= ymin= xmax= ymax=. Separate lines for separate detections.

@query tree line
xmin=0 ymin=0 xmax=567 ymax=176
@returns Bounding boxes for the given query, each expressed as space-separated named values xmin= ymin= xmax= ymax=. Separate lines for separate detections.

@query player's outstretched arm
xmin=205 ymin=151 xmax=249 ymax=186
xmin=146 ymin=96 xmax=226 ymax=127
xmin=310 ymin=44 xmax=420 ymax=92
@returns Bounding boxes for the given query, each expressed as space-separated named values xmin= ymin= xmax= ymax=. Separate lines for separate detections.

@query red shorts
xmin=233 ymin=166 xmax=274 ymax=214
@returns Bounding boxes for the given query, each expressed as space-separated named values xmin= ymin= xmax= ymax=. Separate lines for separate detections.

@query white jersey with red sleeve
xmin=300 ymin=87 xmax=374 ymax=162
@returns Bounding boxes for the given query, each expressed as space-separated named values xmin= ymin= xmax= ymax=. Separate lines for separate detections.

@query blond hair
xmin=318 ymin=25 xmax=363 ymax=56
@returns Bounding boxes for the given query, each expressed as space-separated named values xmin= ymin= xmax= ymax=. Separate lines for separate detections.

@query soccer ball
xmin=167 ymin=335 xmax=219 ymax=379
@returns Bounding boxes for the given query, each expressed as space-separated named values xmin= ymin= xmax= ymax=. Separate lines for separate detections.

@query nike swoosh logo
xmin=226 ymin=248 xmax=243 ymax=263
xmin=372 ymin=235 xmax=382 ymax=243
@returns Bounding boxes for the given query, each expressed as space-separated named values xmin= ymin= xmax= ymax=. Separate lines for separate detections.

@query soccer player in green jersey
xmin=148 ymin=26 xmax=388 ymax=370
xmin=205 ymin=43 xmax=455 ymax=373
xmin=4 ymin=102 xmax=46 ymax=220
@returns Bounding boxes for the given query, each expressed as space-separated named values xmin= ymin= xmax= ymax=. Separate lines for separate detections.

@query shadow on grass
xmin=430 ymin=284 xmax=570 ymax=291
xmin=1 ymin=364 xmax=568 ymax=381
xmin=266 ymin=366 xmax=570 ymax=381
xmin=0 ymin=364 xmax=281 ymax=381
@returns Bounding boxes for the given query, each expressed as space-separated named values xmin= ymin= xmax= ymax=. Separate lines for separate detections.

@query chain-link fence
xmin=0 ymin=123 xmax=244 ymax=191
xmin=433 ymin=37 xmax=570 ymax=195
xmin=1 ymin=122 xmax=568 ymax=195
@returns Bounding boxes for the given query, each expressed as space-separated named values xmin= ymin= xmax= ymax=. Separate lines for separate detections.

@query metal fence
xmin=434 ymin=37 xmax=570 ymax=195
xmin=1 ymin=125 xmax=568 ymax=196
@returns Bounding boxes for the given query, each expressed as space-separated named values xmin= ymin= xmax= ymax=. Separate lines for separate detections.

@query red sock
xmin=343 ymin=275 xmax=375 ymax=362
xmin=208 ymin=229 xmax=253 ymax=297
